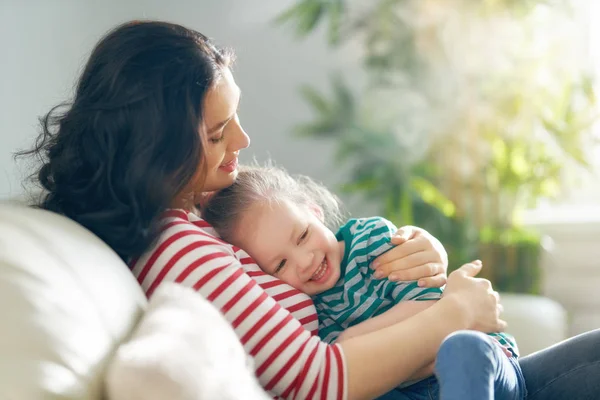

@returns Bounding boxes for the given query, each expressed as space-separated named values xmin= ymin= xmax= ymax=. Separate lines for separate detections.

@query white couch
xmin=0 ymin=202 xmax=147 ymax=398
xmin=0 ymin=203 xmax=272 ymax=399
xmin=0 ymin=202 xmax=568 ymax=399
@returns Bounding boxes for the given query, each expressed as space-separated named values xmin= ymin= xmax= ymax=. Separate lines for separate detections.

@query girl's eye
xmin=298 ymin=227 xmax=309 ymax=244
xmin=275 ymin=259 xmax=287 ymax=274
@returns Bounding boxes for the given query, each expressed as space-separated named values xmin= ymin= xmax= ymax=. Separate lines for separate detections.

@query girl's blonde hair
xmin=202 ymin=164 xmax=345 ymax=243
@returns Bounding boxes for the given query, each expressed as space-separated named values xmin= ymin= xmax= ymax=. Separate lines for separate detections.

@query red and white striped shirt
xmin=131 ymin=209 xmax=347 ymax=400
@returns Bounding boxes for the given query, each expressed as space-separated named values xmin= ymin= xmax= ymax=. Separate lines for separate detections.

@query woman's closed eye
xmin=209 ymin=133 xmax=225 ymax=143
xmin=209 ymin=110 xmax=240 ymax=144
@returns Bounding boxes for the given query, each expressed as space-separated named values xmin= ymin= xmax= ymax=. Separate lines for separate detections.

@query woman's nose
xmin=229 ymin=120 xmax=250 ymax=151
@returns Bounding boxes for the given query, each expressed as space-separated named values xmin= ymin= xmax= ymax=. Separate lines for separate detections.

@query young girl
xmin=204 ymin=164 xmax=525 ymax=400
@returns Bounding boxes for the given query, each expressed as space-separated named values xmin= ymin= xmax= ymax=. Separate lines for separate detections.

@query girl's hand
xmin=371 ymin=226 xmax=448 ymax=288
xmin=443 ymin=261 xmax=507 ymax=333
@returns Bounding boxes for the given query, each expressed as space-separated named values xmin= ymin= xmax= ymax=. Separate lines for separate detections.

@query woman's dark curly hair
xmin=15 ymin=20 xmax=233 ymax=261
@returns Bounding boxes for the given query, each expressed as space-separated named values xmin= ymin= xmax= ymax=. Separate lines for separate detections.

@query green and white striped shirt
xmin=313 ymin=217 xmax=519 ymax=356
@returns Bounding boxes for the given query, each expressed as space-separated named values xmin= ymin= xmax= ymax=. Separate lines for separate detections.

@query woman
xmin=18 ymin=21 xmax=599 ymax=399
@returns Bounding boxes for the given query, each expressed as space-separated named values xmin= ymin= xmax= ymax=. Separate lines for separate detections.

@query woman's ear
xmin=308 ymin=203 xmax=325 ymax=222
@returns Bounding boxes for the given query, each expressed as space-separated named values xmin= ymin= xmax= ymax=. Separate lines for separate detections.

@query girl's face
xmin=232 ymin=199 xmax=344 ymax=296
xmin=174 ymin=68 xmax=250 ymax=209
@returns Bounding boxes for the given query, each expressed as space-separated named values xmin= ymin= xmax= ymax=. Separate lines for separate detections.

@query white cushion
xmin=105 ymin=282 xmax=270 ymax=400
xmin=0 ymin=203 xmax=147 ymax=399
xmin=500 ymin=293 xmax=568 ymax=356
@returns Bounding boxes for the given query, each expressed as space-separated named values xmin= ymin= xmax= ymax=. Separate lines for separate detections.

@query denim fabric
xmin=435 ymin=331 xmax=526 ymax=400
xmin=378 ymin=328 xmax=600 ymax=400
xmin=377 ymin=330 xmax=525 ymax=400
xmin=519 ymin=328 xmax=600 ymax=400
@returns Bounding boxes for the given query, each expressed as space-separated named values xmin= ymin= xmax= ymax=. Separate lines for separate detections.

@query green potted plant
xmin=276 ymin=0 xmax=597 ymax=293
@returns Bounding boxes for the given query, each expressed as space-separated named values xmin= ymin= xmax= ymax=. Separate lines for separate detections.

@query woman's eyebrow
xmin=206 ymin=89 xmax=241 ymax=134
xmin=207 ymin=117 xmax=232 ymax=134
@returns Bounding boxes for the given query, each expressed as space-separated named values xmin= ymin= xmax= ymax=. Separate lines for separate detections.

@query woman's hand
xmin=371 ymin=226 xmax=448 ymax=288
xmin=443 ymin=261 xmax=507 ymax=333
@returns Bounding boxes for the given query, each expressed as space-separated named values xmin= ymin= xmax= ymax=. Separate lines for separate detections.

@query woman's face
xmin=174 ymin=67 xmax=250 ymax=209
xmin=200 ymin=68 xmax=250 ymax=192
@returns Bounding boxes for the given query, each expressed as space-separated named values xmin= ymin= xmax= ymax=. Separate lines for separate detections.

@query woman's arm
xmin=135 ymin=220 xmax=347 ymax=399
xmin=337 ymin=301 xmax=438 ymax=386
xmin=340 ymin=261 xmax=505 ymax=400
xmin=337 ymin=301 xmax=436 ymax=342
xmin=405 ymin=361 xmax=436 ymax=384
xmin=341 ymin=297 xmax=469 ymax=398
xmin=137 ymin=219 xmax=504 ymax=400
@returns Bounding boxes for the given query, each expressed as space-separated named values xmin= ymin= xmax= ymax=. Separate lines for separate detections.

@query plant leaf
xmin=299 ymin=84 xmax=331 ymax=114
xmin=327 ymin=0 xmax=344 ymax=45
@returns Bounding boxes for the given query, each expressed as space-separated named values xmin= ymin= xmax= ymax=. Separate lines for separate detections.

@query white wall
xmin=0 ymin=0 xmax=362 ymax=208
xmin=4 ymin=1 xmax=595 ymax=210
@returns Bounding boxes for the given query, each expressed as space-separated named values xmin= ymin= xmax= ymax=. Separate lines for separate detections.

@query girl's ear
xmin=308 ymin=203 xmax=325 ymax=223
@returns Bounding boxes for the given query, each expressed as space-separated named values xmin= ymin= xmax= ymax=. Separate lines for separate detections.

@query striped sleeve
xmin=235 ymin=248 xmax=320 ymax=337
xmin=360 ymin=217 xmax=443 ymax=301
xmin=132 ymin=212 xmax=347 ymax=400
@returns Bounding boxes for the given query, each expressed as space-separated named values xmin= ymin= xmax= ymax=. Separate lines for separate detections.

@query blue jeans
xmin=378 ymin=329 xmax=600 ymax=400
xmin=519 ymin=328 xmax=600 ymax=399
xmin=377 ymin=330 xmax=525 ymax=400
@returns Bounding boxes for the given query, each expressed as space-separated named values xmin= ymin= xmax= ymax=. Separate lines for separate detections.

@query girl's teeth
xmin=311 ymin=260 xmax=327 ymax=281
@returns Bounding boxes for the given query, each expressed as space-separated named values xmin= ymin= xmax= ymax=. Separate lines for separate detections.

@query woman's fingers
xmin=373 ymin=236 xmax=443 ymax=277
xmin=496 ymin=318 xmax=508 ymax=332
xmin=445 ymin=260 xmax=508 ymax=332
xmin=417 ymin=273 xmax=448 ymax=288
xmin=491 ymin=294 xmax=507 ymax=332
xmin=453 ymin=260 xmax=483 ymax=278
xmin=378 ymin=251 xmax=429 ymax=278
xmin=390 ymin=226 xmax=418 ymax=244
xmin=374 ymin=231 xmax=440 ymax=268
xmin=371 ymin=226 xmax=449 ymax=284
xmin=497 ymin=303 xmax=504 ymax=315
xmin=492 ymin=290 xmax=500 ymax=302
xmin=387 ymin=263 xmax=445 ymax=282
xmin=373 ymin=237 xmax=425 ymax=268
xmin=380 ymin=250 xmax=429 ymax=271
